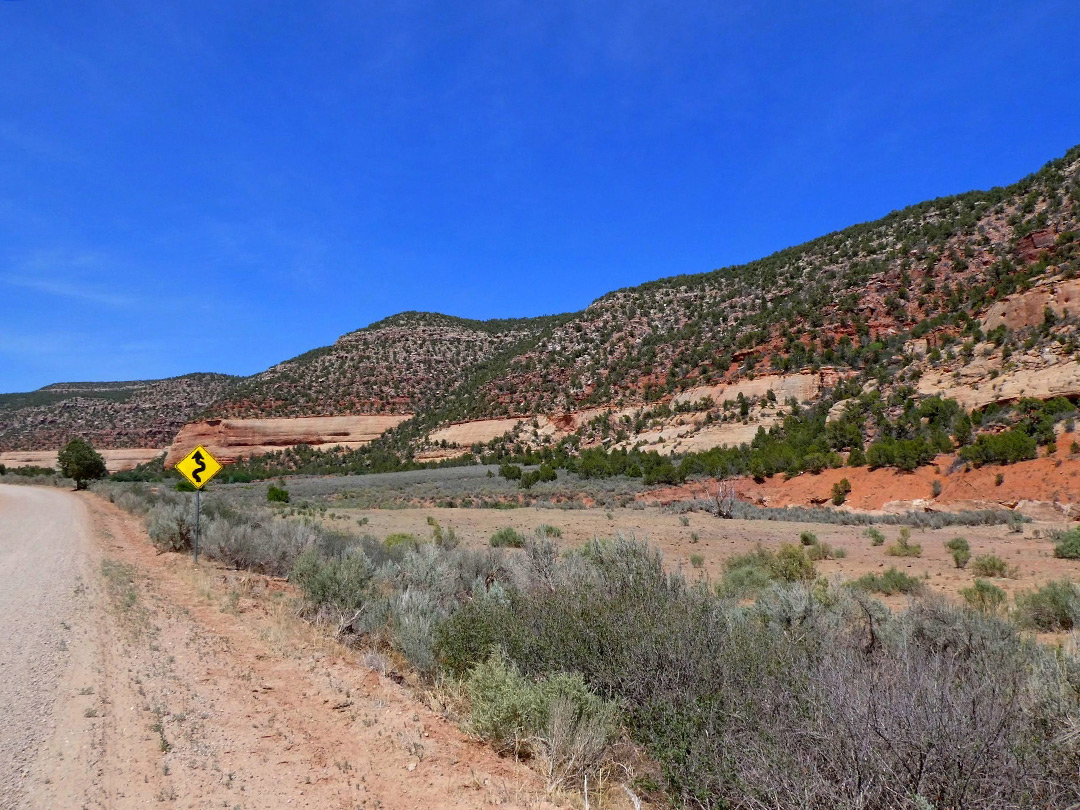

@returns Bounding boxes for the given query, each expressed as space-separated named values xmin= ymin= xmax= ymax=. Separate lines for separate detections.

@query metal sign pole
xmin=175 ymin=445 xmax=222 ymax=564
xmin=194 ymin=488 xmax=200 ymax=564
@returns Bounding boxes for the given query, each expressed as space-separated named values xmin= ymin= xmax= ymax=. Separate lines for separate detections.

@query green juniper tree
xmin=58 ymin=437 xmax=107 ymax=490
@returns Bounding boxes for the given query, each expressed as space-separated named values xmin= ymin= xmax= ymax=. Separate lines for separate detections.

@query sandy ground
xmin=0 ymin=448 xmax=163 ymax=474
xmin=1 ymin=486 xmax=567 ymax=810
xmin=319 ymin=503 xmax=1080 ymax=604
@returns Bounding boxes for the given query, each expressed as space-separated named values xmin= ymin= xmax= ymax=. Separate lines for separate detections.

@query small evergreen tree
xmin=267 ymin=485 xmax=290 ymax=503
xmin=58 ymin=437 xmax=107 ymax=490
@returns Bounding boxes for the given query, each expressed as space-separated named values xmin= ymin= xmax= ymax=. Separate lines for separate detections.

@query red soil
xmin=646 ymin=432 xmax=1080 ymax=517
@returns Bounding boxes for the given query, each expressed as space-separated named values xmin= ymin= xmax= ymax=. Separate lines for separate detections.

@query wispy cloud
xmin=1 ymin=274 xmax=136 ymax=307
xmin=0 ymin=329 xmax=82 ymax=359
xmin=0 ymin=246 xmax=149 ymax=308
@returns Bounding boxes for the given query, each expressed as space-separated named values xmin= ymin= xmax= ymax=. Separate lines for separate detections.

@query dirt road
xmin=0 ymin=485 xmax=558 ymax=810
xmin=0 ymin=485 xmax=94 ymax=809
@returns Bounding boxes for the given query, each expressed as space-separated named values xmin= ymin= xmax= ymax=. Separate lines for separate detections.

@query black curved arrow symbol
xmin=191 ymin=450 xmax=206 ymax=484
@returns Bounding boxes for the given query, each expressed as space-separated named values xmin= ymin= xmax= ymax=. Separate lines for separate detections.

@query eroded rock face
xmin=673 ymin=373 xmax=823 ymax=408
xmin=918 ymin=355 xmax=1080 ymax=409
xmin=981 ymin=277 xmax=1080 ymax=332
xmin=427 ymin=418 xmax=526 ymax=448
xmin=164 ymin=415 xmax=412 ymax=467
xmin=1015 ymin=228 xmax=1058 ymax=263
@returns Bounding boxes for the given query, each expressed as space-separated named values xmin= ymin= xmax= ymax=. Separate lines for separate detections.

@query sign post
xmin=174 ymin=445 xmax=223 ymax=564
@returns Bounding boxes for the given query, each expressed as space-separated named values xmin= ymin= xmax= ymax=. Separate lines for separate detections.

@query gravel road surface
xmin=0 ymin=485 xmax=88 ymax=810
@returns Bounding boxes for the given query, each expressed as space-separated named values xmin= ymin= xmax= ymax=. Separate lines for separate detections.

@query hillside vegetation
xmin=209 ymin=312 xmax=568 ymax=418
xmin=4 ymin=146 xmax=1080 ymax=464
xmin=98 ymin=481 xmax=1080 ymax=809
xmin=359 ymin=145 xmax=1080 ymax=471
xmin=0 ymin=374 xmax=236 ymax=452
xmin=440 ymin=145 xmax=1080 ymax=419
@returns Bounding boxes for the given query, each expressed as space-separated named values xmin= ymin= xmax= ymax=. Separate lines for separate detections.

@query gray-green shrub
xmin=204 ymin=518 xmax=312 ymax=576
xmin=490 ymin=527 xmax=526 ymax=548
xmin=1053 ymin=527 xmax=1080 ymax=559
xmin=865 ymin=527 xmax=886 ymax=546
xmin=945 ymin=536 xmax=971 ymax=569
xmin=971 ymin=553 xmax=1013 ymax=578
xmin=851 ymin=567 xmax=923 ymax=595
xmin=147 ymin=501 xmax=196 ymax=552
xmin=1013 ymin=579 xmax=1080 ymax=631
xmin=885 ymin=527 xmax=922 ymax=557
xmin=290 ymin=547 xmax=375 ymax=616
xmin=389 ymin=589 xmax=441 ymax=673
xmin=672 ymin=498 xmax=1026 ymax=528
xmin=961 ymin=579 xmax=1007 ymax=613
xmin=437 ymin=538 xmax=1079 ymax=808
xmin=464 ymin=651 xmax=617 ymax=788
xmin=719 ymin=543 xmax=816 ymax=596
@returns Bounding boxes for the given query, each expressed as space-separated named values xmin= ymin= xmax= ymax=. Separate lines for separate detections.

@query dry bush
xmin=464 ymin=651 xmax=617 ymax=790
xmin=146 ymin=501 xmax=197 ymax=552
xmin=203 ymin=517 xmax=313 ymax=576
xmin=971 ymin=553 xmax=1015 ymax=578
xmin=439 ymin=539 xmax=1080 ymax=809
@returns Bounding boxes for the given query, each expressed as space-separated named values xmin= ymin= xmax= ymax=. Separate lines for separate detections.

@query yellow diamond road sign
xmin=175 ymin=445 xmax=223 ymax=490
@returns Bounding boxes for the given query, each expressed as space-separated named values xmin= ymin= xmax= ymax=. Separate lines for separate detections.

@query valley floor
xmin=312 ymin=502 xmax=1080 ymax=608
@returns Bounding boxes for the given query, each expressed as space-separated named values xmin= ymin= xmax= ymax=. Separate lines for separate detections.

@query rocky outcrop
xmin=164 ymin=415 xmax=412 ymax=467
xmin=427 ymin=418 xmax=525 ymax=448
xmin=826 ymin=399 xmax=856 ymax=423
xmin=673 ymin=373 xmax=823 ymax=408
xmin=424 ymin=401 xmax=785 ymax=458
xmin=643 ymin=417 xmax=781 ymax=455
xmin=918 ymin=353 xmax=1080 ymax=409
xmin=981 ymin=277 xmax=1080 ymax=332
xmin=1015 ymin=228 xmax=1057 ymax=263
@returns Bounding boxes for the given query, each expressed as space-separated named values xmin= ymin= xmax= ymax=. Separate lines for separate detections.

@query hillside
xmin=454 ymin=147 xmax=1080 ymax=417
xmin=0 ymin=374 xmax=237 ymax=452
xmin=376 ymin=145 xmax=1079 ymax=458
xmin=208 ymin=312 xmax=566 ymax=418
xmin=4 ymin=145 xmax=1080 ymax=470
xmin=0 ymin=313 xmax=561 ymax=459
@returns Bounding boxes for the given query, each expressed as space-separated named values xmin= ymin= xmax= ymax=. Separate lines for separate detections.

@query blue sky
xmin=1 ymin=1 xmax=1078 ymax=393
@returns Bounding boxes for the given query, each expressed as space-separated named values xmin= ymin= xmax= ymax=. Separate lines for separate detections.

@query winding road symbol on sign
xmin=190 ymin=450 xmax=207 ymax=484
xmin=175 ymin=445 xmax=222 ymax=490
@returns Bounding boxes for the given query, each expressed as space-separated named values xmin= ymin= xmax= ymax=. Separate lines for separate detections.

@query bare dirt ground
xmin=2 ymin=485 xmax=563 ymax=810
xmin=646 ymin=434 xmax=1080 ymax=516
xmin=320 ymin=503 xmax=1080 ymax=605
